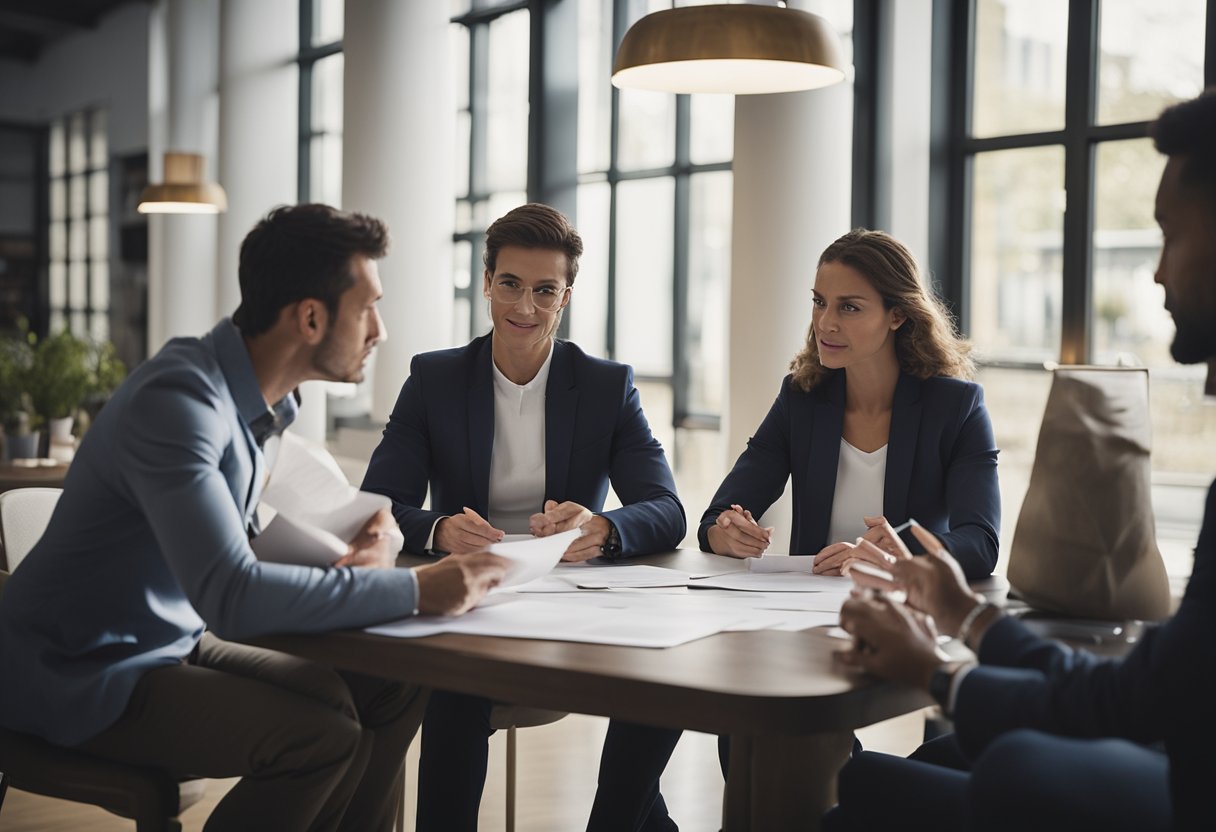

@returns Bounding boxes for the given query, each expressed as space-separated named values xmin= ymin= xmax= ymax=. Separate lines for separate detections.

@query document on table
xmin=689 ymin=572 xmax=854 ymax=593
xmin=253 ymin=431 xmax=397 ymax=567
xmin=366 ymin=595 xmax=745 ymax=648
xmin=512 ymin=563 xmax=693 ymax=591
xmin=488 ymin=529 xmax=582 ymax=589
xmin=748 ymin=554 xmax=816 ymax=573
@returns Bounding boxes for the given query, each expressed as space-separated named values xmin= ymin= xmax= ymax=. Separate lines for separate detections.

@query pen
xmin=887 ymin=518 xmax=918 ymax=536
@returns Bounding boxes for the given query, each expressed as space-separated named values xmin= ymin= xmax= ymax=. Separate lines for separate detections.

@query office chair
xmin=490 ymin=705 xmax=568 ymax=832
xmin=0 ymin=488 xmax=207 ymax=831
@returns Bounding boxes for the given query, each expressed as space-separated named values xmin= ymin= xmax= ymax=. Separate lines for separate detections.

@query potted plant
xmin=27 ymin=331 xmax=93 ymax=452
xmin=0 ymin=334 xmax=38 ymax=460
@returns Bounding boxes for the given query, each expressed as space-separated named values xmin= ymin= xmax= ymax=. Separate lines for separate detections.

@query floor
xmin=0 ymin=709 xmax=929 ymax=831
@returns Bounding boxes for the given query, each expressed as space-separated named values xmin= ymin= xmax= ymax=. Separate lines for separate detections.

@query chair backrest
xmin=0 ymin=488 xmax=63 ymax=572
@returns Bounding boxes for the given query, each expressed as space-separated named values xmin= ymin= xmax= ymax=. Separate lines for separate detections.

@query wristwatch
xmin=928 ymin=664 xmax=957 ymax=713
xmin=599 ymin=521 xmax=622 ymax=559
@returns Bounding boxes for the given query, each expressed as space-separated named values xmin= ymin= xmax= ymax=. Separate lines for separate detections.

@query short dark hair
xmin=233 ymin=204 xmax=390 ymax=336
xmin=483 ymin=203 xmax=583 ymax=285
xmin=1152 ymin=88 xmax=1216 ymax=209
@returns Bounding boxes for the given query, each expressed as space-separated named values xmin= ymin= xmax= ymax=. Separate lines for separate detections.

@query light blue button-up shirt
xmin=0 ymin=319 xmax=419 ymax=746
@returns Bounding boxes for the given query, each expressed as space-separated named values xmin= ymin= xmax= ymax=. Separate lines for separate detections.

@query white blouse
xmin=825 ymin=438 xmax=888 ymax=547
xmin=486 ymin=344 xmax=554 ymax=533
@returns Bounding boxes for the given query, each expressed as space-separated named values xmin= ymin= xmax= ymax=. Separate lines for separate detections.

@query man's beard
xmin=1170 ymin=305 xmax=1216 ymax=365
xmin=313 ymin=335 xmax=365 ymax=383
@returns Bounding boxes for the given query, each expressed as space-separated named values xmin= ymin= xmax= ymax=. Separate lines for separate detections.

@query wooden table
xmin=254 ymin=549 xmax=933 ymax=831
xmin=0 ymin=461 xmax=69 ymax=495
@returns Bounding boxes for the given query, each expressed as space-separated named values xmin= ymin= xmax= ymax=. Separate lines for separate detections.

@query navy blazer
xmin=951 ymin=480 xmax=1216 ymax=831
xmin=698 ymin=371 xmax=1000 ymax=578
xmin=363 ymin=335 xmax=685 ymax=557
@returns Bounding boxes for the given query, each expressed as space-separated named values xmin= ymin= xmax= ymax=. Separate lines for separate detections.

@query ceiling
xmin=0 ymin=0 xmax=147 ymax=63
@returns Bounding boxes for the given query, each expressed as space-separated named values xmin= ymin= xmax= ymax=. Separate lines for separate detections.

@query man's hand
xmin=334 ymin=508 xmax=403 ymax=569
xmin=844 ymin=523 xmax=979 ymax=636
xmin=435 ymin=507 xmax=505 ymax=554
xmin=706 ymin=504 xmax=773 ymax=558
xmin=414 ymin=551 xmax=510 ymax=616
xmin=812 ymin=541 xmax=859 ymax=575
xmin=836 ymin=591 xmax=942 ymax=689
xmin=529 ymin=500 xmax=593 ymax=538
xmin=561 ymin=515 xmax=611 ymax=562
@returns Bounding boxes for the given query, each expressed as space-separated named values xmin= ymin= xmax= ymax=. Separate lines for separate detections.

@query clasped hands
xmin=434 ymin=500 xmax=608 ymax=562
xmin=707 ymin=508 xmax=907 ymax=576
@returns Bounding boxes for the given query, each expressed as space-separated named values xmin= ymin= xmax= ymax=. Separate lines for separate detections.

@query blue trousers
xmin=823 ymin=730 xmax=1171 ymax=832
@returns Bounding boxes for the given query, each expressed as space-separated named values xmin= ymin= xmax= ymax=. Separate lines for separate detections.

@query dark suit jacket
xmin=362 ymin=335 xmax=685 ymax=557
xmin=953 ymin=480 xmax=1216 ymax=830
xmin=697 ymin=371 xmax=1000 ymax=578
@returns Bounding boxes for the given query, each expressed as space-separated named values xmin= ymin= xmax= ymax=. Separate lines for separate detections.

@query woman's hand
xmin=706 ymin=504 xmax=773 ymax=558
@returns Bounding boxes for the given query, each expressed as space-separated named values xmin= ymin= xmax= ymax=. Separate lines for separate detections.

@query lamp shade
xmin=137 ymin=152 xmax=228 ymax=214
xmin=612 ymin=4 xmax=846 ymax=95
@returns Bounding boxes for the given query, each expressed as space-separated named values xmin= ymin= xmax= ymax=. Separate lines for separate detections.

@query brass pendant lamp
xmin=612 ymin=3 xmax=846 ymax=95
xmin=137 ymin=152 xmax=228 ymax=214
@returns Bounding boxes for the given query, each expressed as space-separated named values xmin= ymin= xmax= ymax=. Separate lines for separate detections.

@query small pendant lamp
xmin=137 ymin=152 xmax=228 ymax=214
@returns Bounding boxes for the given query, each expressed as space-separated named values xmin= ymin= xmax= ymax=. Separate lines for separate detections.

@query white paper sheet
xmin=366 ymin=596 xmax=743 ymax=648
xmin=748 ymin=554 xmax=817 ymax=574
xmin=488 ymin=529 xmax=582 ymax=589
xmin=251 ymin=431 xmax=397 ymax=566
xmin=689 ymin=572 xmax=854 ymax=593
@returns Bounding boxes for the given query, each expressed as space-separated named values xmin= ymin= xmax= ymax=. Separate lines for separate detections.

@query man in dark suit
xmin=827 ymin=89 xmax=1216 ymax=832
xmin=362 ymin=203 xmax=686 ymax=832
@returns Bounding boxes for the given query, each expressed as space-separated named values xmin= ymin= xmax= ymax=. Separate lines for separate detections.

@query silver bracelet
xmin=956 ymin=598 xmax=991 ymax=649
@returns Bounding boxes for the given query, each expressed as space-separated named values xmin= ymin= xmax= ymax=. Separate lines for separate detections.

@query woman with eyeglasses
xmin=362 ymin=202 xmax=685 ymax=832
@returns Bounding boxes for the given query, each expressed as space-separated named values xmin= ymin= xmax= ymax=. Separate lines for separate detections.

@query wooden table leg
xmin=723 ymin=731 xmax=854 ymax=832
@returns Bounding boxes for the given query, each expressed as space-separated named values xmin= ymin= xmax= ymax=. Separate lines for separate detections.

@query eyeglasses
xmin=489 ymin=279 xmax=570 ymax=311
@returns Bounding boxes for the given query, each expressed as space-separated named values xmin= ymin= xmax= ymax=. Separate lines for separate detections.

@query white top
xmin=825 ymin=438 xmax=888 ymax=547
xmin=486 ymin=343 xmax=554 ymax=533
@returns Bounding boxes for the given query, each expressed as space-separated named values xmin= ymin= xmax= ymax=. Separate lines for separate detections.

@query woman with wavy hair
xmin=699 ymin=227 xmax=999 ymax=579
xmin=585 ymin=230 xmax=1000 ymax=832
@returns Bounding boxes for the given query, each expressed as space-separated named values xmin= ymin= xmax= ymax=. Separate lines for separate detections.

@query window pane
xmin=689 ymin=94 xmax=734 ymax=166
xmin=70 ymin=311 xmax=86 ymax=336
xmin=969 ymin=146 xmax=1065 ymax=361
xmin=636 ymin=380 xmax=675 ymax=465
xmin=50 ymin=310 xmax=65 ymax=334
xmin=1092 ymin=139 xmax=1168 ymax=366
xmin=90 ymin=313 xmax=109 ymax=343
xmin=971 ymin=0 xmax=1067 ymax=138
xmin=68 ymin=112 xmax=87 ymax=174
xmin=577 ymin=0 xmax=612 ymax=174
xmin=312 ymin=53 xmax=344 ymax=136
xmin=615 ymin=177 xmax=674 ymax=375
xmin=49 ymin=119 xmax=65 ymax=177
xmin=1096 ymin=0 xmax=1206 ymax=126
xmin=570 ymin=182 xmax=611 ymax=357
xmin=313 ymin=0 xmax=343 ymax=45
xmin=687 ymin=171 xmax=731 ymax=414
xmin=453 ymin=239 xmax=472 ymax=290
xmin=69 ymin=175 xmax=85 ymax=218
xmin=487 ymin=191 xmax=526 ymax=226
xmin=49 ymin=222 xmax=66 ymax=261
xmin=50 ymin=178 xmax=65 ymax=221
xmin=485 ymin=11 xmax=530 ymax=192
xmin=69 ymin=221 xmax=86 ymax=261
xmin=310 ymin=134 xmax=343 ymax=207
xmin=49 ymin=262 xmax=67 ymax=307
xmin=89 ymin=217 xmax=108 ymax=261
xmin=90 ymin=170 xmax=108 ymax=216
xmin=69 ymin=261 xmax=88 ymax=311
xmin=91 ymin=260 xmax=110 ymax=310
xmin=618 ymin=89 xmax=675 ymax=171
xmin=90 ymin=109 xmax=107 ymax=169
xmin=455 ymin=199 xmax=472 ymax=234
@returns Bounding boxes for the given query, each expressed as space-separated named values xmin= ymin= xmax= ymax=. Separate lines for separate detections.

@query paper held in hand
xmin=489 ymin=529 xmax=583 ymax=590
xmin=251 ymin=431 xmax=400 ymax=567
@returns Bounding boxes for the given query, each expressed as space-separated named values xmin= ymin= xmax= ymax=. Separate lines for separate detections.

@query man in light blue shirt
xmin=0 ymin=204 xmax=507 ymax=832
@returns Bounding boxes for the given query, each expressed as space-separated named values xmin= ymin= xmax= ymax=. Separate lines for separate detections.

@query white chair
xmin=0 ymin=488 xmax=62 ymax=572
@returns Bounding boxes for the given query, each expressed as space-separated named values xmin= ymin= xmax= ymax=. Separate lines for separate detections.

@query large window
xmin=298 ymin=0 xmax=344 ymax=206
xmin=939 ymin=0 xmax=1216 ymax=556
xmin=48 ymin=109 xmax=109 ymax=341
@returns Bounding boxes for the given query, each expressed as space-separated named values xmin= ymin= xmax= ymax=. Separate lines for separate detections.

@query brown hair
xmin=789 ymin=229 xmax=974 ymax=392
xmin=483 ymin=203 xmax=584 ymax=285
xmin=1152 ymin=87 xmax=1216 ymax=211
xmin=234 ymin=203 xmax=389 ymax=337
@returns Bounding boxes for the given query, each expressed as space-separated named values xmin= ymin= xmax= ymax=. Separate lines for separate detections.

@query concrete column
xmin=343 ymin=0 xmax=455 ymax=421
xmin=725 ymin=0 xmax=852 ymax=551
xmin=147 ymin=0 xmax=221 ymax=350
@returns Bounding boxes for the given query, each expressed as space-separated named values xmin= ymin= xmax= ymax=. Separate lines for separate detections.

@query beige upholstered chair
xmin=0 ymin=488 xmax=207 ymax=831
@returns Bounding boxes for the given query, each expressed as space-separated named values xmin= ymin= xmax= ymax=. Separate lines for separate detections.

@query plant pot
xmin=47 ymin=416 xmax=76 ymax=463
xmin=7 ymin=431 xmax=41 ymax=460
